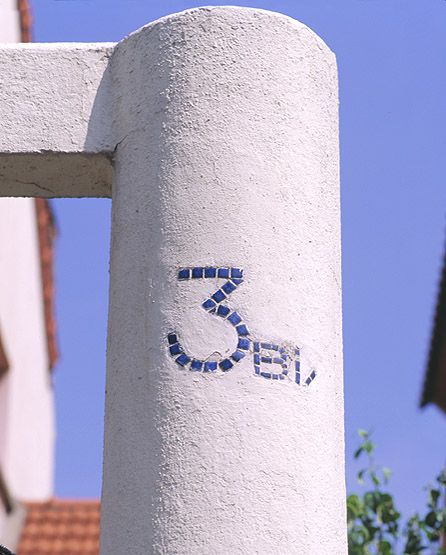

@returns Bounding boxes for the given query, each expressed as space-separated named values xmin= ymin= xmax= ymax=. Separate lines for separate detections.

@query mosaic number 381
xmin=167 ymin=267 xmax=316 ymax=385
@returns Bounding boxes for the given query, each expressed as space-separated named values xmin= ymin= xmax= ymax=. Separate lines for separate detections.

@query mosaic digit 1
xmin=166 ymin=266 xmax=316 ymax=386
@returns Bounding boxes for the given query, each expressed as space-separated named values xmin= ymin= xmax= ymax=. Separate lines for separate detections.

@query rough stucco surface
xmin=0 ymin=44 xmax=115 ymax=196
xmin=101 ymin=7 xmax=345 ymax=554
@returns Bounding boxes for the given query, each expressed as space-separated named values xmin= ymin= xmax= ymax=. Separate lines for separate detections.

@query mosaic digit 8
xmin=167 ymin=266 xmax=316 ymax=386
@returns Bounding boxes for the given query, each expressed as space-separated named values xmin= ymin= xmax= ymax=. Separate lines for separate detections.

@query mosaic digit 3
xmin=167 ymin=267 xmax=316 ymax=385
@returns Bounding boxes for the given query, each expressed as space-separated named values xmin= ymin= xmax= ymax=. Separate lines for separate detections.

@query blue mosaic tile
xmin=273 ymin=374 xmax=279 ymax=380
xmin=212 ymin=290 xmax=226 ymax=303
xmin=273 ymin=357 xmax=285 ymax=365
xmin=191 ymin=359 xmax=203 ymax=371
xmin=228 ymin=312 xmax=242 ymax=326
xmin=204 ymin=361 xmax=218 ymax=372
xmin=261 ymin=342 xmax=273 ymax=350
xmin=231 ymin=350 xmax=246 ymax=362
xmin=231 ymin=268 xmax=243 ymax=279
xmin=222 ymin=281 xmax=236 ymax=295
xmin=178 ymin=268 xmax=190 ymax=280
xmin=192 ymin=267 xmax=204 ymax=279
xmin=231 ymin=278 xmax=244 ymax=285
xmin=202 ymin=299 xmax=216 ymax=310
xmin=218 ymin=268 xmax=230 ymax=278
xmin=204 ymin=267 xmax=217 ymax=278
xmin=305 ymin=370 xmax=316 ymax=385
xmin=279 ymin=375 xmax=285 ymax=380
xmin=237 ymin=338 xmax=250 ymax=351
xmin=282 ymin=369 xmax=289 ymax=376
xmin=169 ymin=343 xmax=182 ymax=356
xmin=168 ymin=333 xmax=178 ymax=345
xmin=261 ymin=371 xmax=271 ymax=379
xmin=236 ymin=324 xmax=249 ymax=336
xmin=176 ymin=354 xmax=190 ymax=366
xmin=254 ymin=365 xmax=260 ymax=375
xmin=261 ymin=356 xmax=272 ymax=364
xmin=217 ymin=305 xmax=230 ymax=317
xmin=254 ymin=342 xmax=260 ymax=352
xmin=254 ymin=353 xmax=260 ymax=365
xmin=219 ymin=358 xmax=233 ymax=371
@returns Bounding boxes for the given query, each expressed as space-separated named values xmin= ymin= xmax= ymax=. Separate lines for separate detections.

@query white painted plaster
xmin=101 ymin=7 xmax=345 ymax=554
xmin=0 ymin=44 xmax=115 ymax=197
xmin=0 ymin=198 xmax=54 ymax=501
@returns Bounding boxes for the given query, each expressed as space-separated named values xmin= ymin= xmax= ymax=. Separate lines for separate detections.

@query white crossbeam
xmin=0 ymin=44 xmax=115 ymax=197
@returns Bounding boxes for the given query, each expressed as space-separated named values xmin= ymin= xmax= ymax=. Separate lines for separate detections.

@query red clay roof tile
xmin=16 ymin=499 xmax=100 ymax=555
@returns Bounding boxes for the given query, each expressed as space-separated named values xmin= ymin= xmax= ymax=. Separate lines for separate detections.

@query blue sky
xmin=32 ymin=0 xmax=446 ymax=516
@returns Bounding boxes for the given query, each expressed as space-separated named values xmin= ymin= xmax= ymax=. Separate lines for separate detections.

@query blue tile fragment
xmin=202 ymin=298 xmax=216 ymax=310
xmin=253 ymin=342 xmax=260 ymax=352
xmin=261 ymin=356 xmax=272 ymax=364
xmin=231 ymin=278 xmax=244 ymax=285
xmin=204 ymin=267 xmax=217 ymax=278
xmin=231 ymin=350 xmax=246 ymax=362
xmin=236 ymin=324 xmax=249 ymax=336
xmin=192 ymin=267 xmax=203 ymax=278
xmin=167 ymin=333 xmax=178 ymax=345
xmin=219 ymin=358 xmax=233 ymax=371
xmin=254 ymin=354 xmax=260 ymax=365
xmin=261 ymin=342 xmax=273 ymax=350
xmin=283 ymin=369 xmax=289 ymax=376
xmin=237 ymin=338 xmax=250 ymax=351
xmin=231 ymin=268 xmax=243 ymax=278
xmin=204 ymin=361 xmax=218 ymax=372
xmin=176 ymin=354 xmax=190 ymax=366
xmin=273 ymin=374 xmax=279 ymax=380
xmin=228 ymin=312 xmax=242 ymax=326
xmin=254 ymin=365 xmax=260 ymax=375
xmin=222 ymin=281 xmax=236 ymax=295
xmin=191 ymin=359 xmax=203 ymax=371
xmin=212 ymin=290 xmax=226 ymax=303
xmin=169 ymin=343 xmax=182 ymax=356
xmin=178 ymin=269 xmax=190 ymax=280
xmin=217 ymin=305 xmax=230 ymax=317
xmin=279 ymin=375 xmax=285 ymax=380
xmin=218 ymin=268 xmax=229 ymax=278
xmin=273 ymin=357 xmax=284 ymax=365
xmin=261 ymin=371 xmax=271 ymax=379
xmin=305 ymin=370 xmax=316 ymax=385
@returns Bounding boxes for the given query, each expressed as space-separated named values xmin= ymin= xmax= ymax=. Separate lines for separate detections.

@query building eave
xmin=420 ymin=245 xmax=446 ymax=413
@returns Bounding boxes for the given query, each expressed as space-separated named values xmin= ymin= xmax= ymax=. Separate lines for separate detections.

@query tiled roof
xmin=35 ymin=200 xmax=59 ymax=371
xmin=16 ymin=500 xmax=100 ymax=555
xmin=17 ymin=0 xmax=32 ymax=42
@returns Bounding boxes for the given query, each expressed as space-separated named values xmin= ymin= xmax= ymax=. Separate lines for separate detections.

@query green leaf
xmin=382 ymin=467 xmax=392 ymax=484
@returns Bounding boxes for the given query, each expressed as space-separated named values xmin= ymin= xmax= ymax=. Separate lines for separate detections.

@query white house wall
xmin=0 ymin=198 xmax=55 ymax=501
xmin=0 ymin=0 xmax=21 ymax=43
xmin=0 ymin=2 xmax=55 ymax=508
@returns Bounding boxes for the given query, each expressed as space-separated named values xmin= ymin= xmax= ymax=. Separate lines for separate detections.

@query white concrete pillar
xmin=101 ymin=7 xmax=345 ymax=554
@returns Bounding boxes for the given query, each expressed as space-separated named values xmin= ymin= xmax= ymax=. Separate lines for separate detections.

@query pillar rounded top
xmin=115 ymin=6 xmax=334 ymax=59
